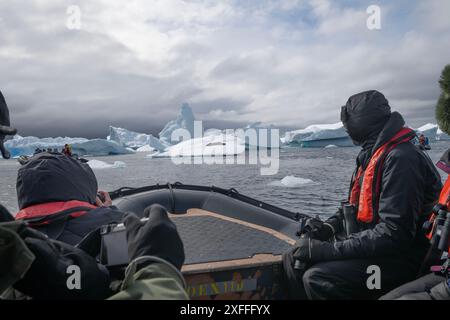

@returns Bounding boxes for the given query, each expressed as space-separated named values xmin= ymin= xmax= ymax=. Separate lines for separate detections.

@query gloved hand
xmin=292 ymin=237 xmax=337 ymax=263
xmin=123 ymin=204 xmax=185 ymax=270
xmin=14 ymin=227 xmax=112 ymax=300
xmin=300 ymin=217 xmax=335 ymax=241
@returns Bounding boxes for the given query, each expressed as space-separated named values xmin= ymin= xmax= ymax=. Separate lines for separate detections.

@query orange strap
xmin=16 ymin=200 xmax=97 ymax=220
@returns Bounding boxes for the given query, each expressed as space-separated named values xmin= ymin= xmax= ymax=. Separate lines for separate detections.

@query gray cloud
xmin=0 ymin=0 xmax=449 ymax=138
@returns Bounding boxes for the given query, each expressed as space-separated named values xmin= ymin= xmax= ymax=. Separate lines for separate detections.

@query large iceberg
xmin=282 ymin=123 xmax=353 ymax=147
xmin=437 ymin=128 xmax=450 ymax=141
xmin=159 ymin=103 xmax=195 ymax=145
xmin=416 ymin=123 xmax=450 ymax=141
xmin=201 ymin=123 xmax=280 ymax=149
xmin=243 ymin=122 xmax=280 ymax=148
xmin=416 ymin=123 xmax=439 ymax=140
xmin=71 ymin=139 xmax=133 ymax=156
xmin=4 ymin=135 xmax=132 ymax=157
xmin=108 ymin=126 xmax=167 ymax=151
xmin=149 ymin=133 xmax=245 ymax=158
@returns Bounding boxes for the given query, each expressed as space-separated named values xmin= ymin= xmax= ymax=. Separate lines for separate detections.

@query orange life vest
xmin=15 ymin=200 xmax=97 ymax=225
xmin=349 ymin=127 xmax=416 ymax=224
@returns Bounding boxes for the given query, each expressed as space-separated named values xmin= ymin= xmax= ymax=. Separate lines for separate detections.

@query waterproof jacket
xmin=328 ymin=111 xmax=442 ymax=262
xmin=109 ymin=256 xmax=189 ymax=300
xmin=0 ymin=221 xmax=188 ymax=300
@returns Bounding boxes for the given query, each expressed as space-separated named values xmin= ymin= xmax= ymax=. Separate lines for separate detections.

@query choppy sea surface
xmin=1 ymin=142 xmax=448 ymax=218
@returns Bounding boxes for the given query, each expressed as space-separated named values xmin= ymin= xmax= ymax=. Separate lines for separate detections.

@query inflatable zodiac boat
xmin=109 ymin=183 xmax=305 ymax=300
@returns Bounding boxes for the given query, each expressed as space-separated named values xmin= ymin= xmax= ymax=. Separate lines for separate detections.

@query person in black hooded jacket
xmin=14 ymin=152 xmax=125 ymax=246
xmin=283 ymin=90 xmax=442 ymax=300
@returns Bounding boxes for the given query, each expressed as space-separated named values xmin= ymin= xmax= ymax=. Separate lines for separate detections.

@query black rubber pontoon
xmin=111 ymin=183 xmax=305 ymax=240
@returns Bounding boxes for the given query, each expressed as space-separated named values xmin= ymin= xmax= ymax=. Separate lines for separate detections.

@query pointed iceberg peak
xmin=159 ymin=102 xmax=196 ymax=145
xmin=179 ymin=102 xmax=194 ymax=121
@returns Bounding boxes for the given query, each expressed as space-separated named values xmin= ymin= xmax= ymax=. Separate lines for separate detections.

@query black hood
xmin=341 ymin=90 xmax=391 ymax=145
xmin=354 ymin=111 xmax=406 ymax=169
xmin=371 ymin=111 xmax=406 ymax=151
xmin=16 ymin=153 xmax=98 ymax=209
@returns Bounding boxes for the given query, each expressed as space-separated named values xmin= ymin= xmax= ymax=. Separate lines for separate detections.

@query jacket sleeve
xmin=329 ymin=144 xmax=441 ymax=259
xmin=108 ymin=256 xmax=189 ymax=300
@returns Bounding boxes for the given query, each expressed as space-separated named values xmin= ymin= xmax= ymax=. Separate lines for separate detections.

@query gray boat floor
xmin=172 ymin=209 xmax=294 ymax=265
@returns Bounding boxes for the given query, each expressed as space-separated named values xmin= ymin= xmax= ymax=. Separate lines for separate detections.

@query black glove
xmin=123 ymin=204 xmax=185 ymax=270
xmin=292 ymin=238 xmax=337 ymax=263
xmin=300 ymin=217 xmax=335 ymax=241
xmin=14 ymin=227 xmax=112 ymax=300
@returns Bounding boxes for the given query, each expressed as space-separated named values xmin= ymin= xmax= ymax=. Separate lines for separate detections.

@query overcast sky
xmin=1 ymin=0 xmax=449 ymax=138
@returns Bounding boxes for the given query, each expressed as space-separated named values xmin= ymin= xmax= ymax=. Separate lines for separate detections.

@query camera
xmin=99 ymin=217 xmax=149 ymax=268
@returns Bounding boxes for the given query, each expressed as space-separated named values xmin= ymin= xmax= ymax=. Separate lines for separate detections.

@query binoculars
xmin=340 ymin=201 xmax=359 ymax=236
xmin=293 ymin=201 xmax=360 ymax=270
xmin=424 ymin=204 xmax=450 ymax=253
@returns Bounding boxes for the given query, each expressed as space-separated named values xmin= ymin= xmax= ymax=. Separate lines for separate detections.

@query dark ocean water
xmin=1 ymin=142 xmax=448 ymax=218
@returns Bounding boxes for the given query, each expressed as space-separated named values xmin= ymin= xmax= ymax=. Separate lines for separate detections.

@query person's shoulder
xmin=388 ymin=141 xmax=418 ymax=157
xmin=385 ymin=141 xmax=425 ymax=166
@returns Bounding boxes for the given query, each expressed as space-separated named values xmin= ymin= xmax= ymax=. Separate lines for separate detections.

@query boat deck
xmin=174 ymin=209 xmax=295 ymax=274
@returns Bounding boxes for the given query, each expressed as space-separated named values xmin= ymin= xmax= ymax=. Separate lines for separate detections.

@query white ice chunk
xmin=136 ymin=145 xmax=156 ymax=152
xmin=87 ymin=160 xmax=126 ymax=169
xmin=269 ymin=176 xmax=314 ymax=188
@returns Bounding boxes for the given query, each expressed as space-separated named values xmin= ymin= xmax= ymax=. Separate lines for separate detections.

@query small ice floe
xmin=87 ymin=159 xmax=126 ymax=169
xmin=136 ymin=145 xmax=156 ymax=152
xmin=269 ymin=175 xmax=314 ymax=188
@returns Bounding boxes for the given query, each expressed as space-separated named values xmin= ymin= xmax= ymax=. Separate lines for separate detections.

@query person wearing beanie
xmin=283 ymin=90 xmax=442 ymax=299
